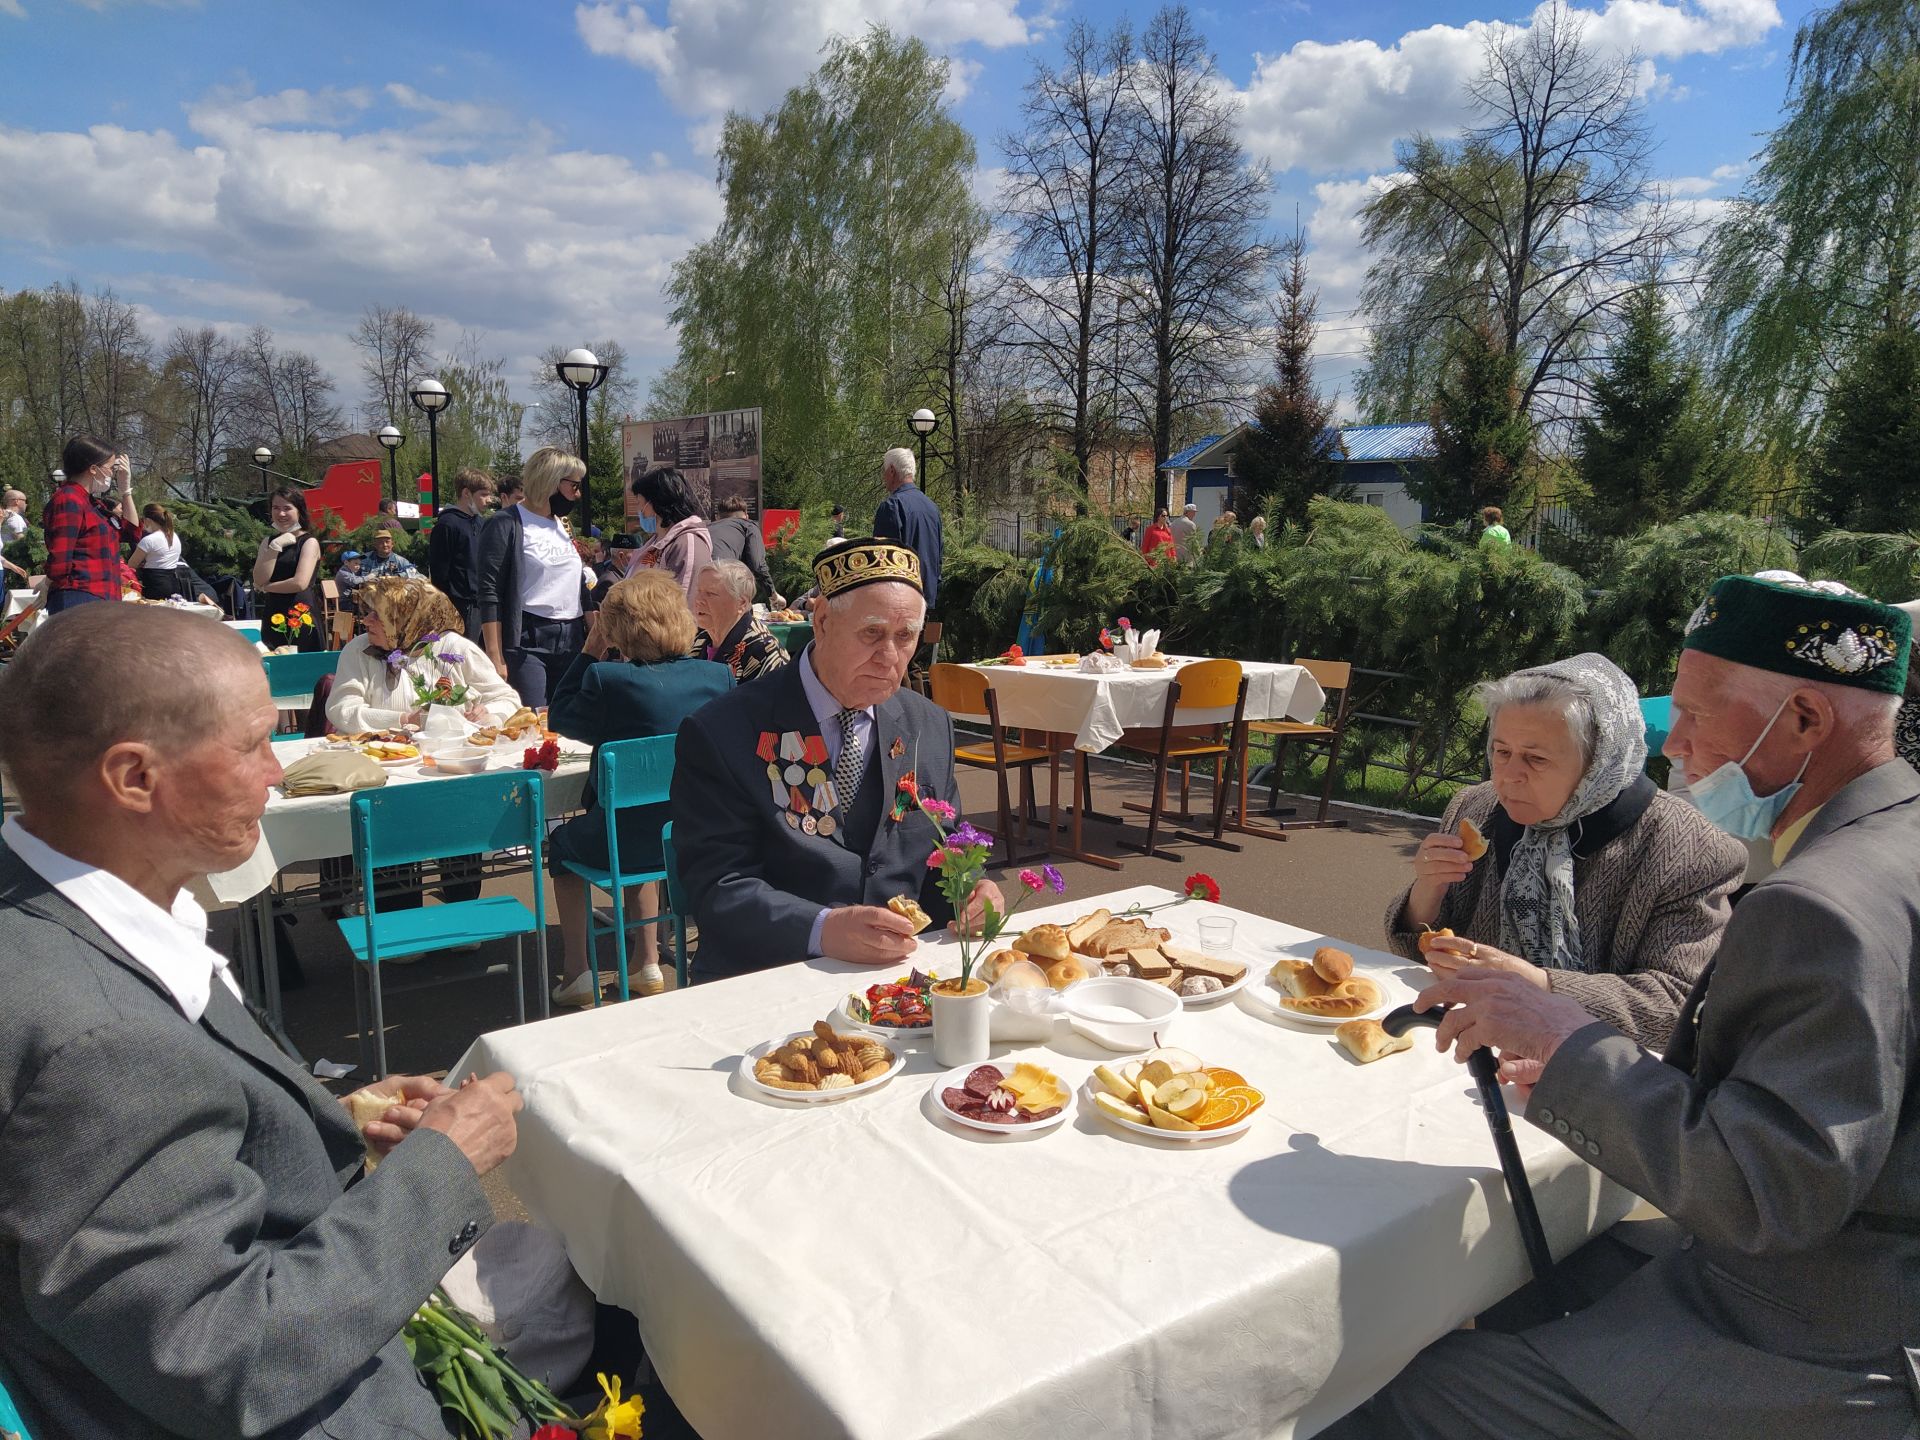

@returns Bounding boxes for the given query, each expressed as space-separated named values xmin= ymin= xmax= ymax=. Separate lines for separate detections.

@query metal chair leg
xmin=369 ymin=959 xmax=389 ymax=1081
xmin=611 ymin=880 xmax=630 ymax=1004
xmin=512 ymin=935 xmax=526 ymax=1026
xmin=535 ymin=921 xmax=551 ymax=1020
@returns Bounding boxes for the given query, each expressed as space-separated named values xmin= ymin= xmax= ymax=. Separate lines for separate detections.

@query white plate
xmin=1240 ymin=968 xmax=1392 ymax=1028
xmin=739 ymin=1032 xmax=905 ymax=1103
xmin=931 ymin=1059 xmax=1073 ymax=1135
xmin=1079 ymin=1075 xmax=1262 ymax=1142
xmin=834 ymin=981 xmax=937 ymax=1041
xmin=1167 ymin=959 xmax=1256 ymax=1008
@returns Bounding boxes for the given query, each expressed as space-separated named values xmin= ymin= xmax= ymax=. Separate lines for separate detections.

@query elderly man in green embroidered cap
xmin=1327 ymin=574 xmax=1919 ymax=1440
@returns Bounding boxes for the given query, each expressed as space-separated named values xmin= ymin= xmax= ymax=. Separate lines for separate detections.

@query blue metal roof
xmin=1158 ymin=421 xmax=1433 ymax=469
xmin=1331 ymin=422 xmax=1434 ymax=463
xmin=1159 ymin=434 xmax=1224 ymax=470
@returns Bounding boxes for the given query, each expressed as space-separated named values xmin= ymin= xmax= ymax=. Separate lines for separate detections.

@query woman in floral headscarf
xmin=326 ymin=577 xmax=522 ymax=733
xmin=1384 ymin=652 xmax=1747 ymax=1048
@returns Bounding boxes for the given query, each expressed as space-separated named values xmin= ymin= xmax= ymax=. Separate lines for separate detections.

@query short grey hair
xmin=1722 ymin=662 xmax=1902 ymax=735
xmin=883 ymin=446 xmax=916 ymax=483
xmin=2 ymin=489 xmax=24 ymax=506
xmin=1475 ymin=672 xmax=1598 ymax=769
xmin=817 ymin=580 xmax=926 ymax=629
xmin=698 ymin=559 xmax=755 ymax=607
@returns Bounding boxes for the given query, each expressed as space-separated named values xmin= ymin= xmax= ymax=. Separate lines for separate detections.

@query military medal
xmin=801 ymin=815 xmax=818 ymax=835
xmin=816 ymin=814 xmax=837 ymax=837
xmin=784 ymin=762 xmax=806 ymax=785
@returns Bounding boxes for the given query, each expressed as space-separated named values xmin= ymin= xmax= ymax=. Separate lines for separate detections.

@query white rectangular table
xmin=456 ymin=885 xmax=1635 ymax=1440
xmin=972 ymin=656 xmax=1325 ymax=752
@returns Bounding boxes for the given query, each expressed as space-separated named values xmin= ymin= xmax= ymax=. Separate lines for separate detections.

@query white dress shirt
xmin=2 ymin=816 xmax=242 ymax=1022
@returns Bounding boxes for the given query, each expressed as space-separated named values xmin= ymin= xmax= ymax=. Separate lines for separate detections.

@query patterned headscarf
xmin=360 ymin=577 xmax=464 ymax=654
xmin=1494 ymin=652 xmax=1647 ymax=972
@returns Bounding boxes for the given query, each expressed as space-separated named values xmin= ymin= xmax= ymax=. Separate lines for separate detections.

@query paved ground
xmin=210 ymin=754 xmax=1436 ymax=1432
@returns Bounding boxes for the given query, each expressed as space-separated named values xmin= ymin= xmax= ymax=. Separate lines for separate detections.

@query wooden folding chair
xmin=1110 ymin=659 xmax=1248 ymax=859
xmin=908 ymin=620 xmax=945 ymax=696
xmin=930 ymin=662 xmax=1051 ymax=865
xmin=318 ymin=578 xmax=342 ymax=650
xmin=1239 ymin=658 xmax=1353 ymax=834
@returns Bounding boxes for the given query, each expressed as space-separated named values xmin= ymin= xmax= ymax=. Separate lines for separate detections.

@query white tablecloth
xmin=455 ymin=885 xmax=1635 ymax=1440
xmin=971 ymin=657 xmax=1326 ymax=751
xmin=202 ymin=734 xmax=591 ymax=904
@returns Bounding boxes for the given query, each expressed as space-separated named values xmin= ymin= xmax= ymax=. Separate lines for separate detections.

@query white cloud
xmin=0 ymin=0 xmax=26 ymax=18
xmin=0 ymin=84 xmax=723 ymax=404
xmin=1238 ymin=0 xmax=1781 ymax=177
xmin=576 ymin=0 xmax=1035 ymax=118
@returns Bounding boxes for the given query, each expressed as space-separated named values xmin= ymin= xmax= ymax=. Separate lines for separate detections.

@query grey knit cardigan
xmin=1383 ymin=781 xmax=1748 ymax=1049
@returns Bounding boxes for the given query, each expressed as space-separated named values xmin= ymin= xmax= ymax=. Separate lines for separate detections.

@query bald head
xmin=0 ymin=606 xmax=260 ymax=809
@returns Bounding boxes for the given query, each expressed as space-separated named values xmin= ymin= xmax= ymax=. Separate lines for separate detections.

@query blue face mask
xmin=1677 ymin=694 xmax=1810 ymax=841
xmin=637 ymin=513 xmax=658 ymax=535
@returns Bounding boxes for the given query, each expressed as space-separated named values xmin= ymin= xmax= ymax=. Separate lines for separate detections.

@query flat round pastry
xmin=1044 ymin=956 xmax=1088 ymax=990
xmin=1016 ymin=923 xmax=1072 ymax=962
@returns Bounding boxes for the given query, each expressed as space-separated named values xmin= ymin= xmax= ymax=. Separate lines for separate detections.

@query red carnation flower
xmin=1184 ymin=872 xmax=1220 ymax=903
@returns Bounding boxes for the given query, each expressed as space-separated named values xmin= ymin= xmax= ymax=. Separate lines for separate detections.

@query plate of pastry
xmin=1242 ymin=945 xmax=1391 ymax=1028
xmin=740 ymin=1021 xmax=903 ymax=1102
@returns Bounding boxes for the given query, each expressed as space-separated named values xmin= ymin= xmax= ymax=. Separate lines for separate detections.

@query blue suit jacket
xmin=872 ymin=483 xmax=943 ymax=609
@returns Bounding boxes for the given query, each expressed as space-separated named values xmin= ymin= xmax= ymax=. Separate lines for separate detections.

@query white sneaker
xmin=632 ymin=963 xmax=666 ymax=997
xmin=551 ymin=972 xmax=601 ymax=1008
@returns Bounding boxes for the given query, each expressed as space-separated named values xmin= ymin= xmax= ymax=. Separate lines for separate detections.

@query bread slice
xmin=1161 ymin=944 xmax=1243 ymax=983
xmin=1125 ymin=945 xmax=1174 ymax=980
xmin=1081 ymin=919 xmax=1156 ymax=957
xmin=1065 ymin=908 xmax=1113 ymax=948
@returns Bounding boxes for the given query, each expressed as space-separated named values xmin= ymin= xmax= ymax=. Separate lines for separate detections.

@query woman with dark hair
xmin=131 ymin=503 xmax=190 ymax=599
xmin=631 ymin=466 xmax=712 ymax=597
xmin=42 ymin=435 xmax=140 ymax=612
xmin=251 ymin=487 xmax=323 ymax=650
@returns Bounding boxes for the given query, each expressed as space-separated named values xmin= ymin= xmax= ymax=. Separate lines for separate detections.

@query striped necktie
xmin=835 ymin=707 xmax=864 ymax=815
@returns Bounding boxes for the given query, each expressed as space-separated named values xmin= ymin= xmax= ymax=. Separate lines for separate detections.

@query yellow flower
xmin=580 ymin=1371 xmax=644 ymax=1439
xmin=270 ymin=613 xmax=286 ymax=626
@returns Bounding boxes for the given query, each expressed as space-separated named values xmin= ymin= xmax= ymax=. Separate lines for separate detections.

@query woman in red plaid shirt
xmin=42 ymin=436 xmax=140 ymax=613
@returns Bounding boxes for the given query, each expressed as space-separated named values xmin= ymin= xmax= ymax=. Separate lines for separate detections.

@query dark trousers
xmin=505 ymin=614 xmax=583 ymax=708
xmin=45 ymin=586 xmax=108 ymax=613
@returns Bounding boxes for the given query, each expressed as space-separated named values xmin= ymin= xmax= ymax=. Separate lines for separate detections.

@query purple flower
xmin=949 ymin=820 xmax=994 ymax=851
xmin=383 ymin=648 xmax=409 ymax=672
xmin=1042 ymin=864 xmax=1065 ymax=894
xmin=435 ymin=651 xmax=462 ymax=666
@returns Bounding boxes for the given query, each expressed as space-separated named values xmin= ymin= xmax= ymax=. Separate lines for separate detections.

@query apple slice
xmin=1143 ymin=1046 xmax=1203 ymax=1075
xmin=1145 ymin=1101 xmax=1200 ymax=1132
xmin=1122 ymin=1061 xmax=1144 ymax=1087
xmin=1093 ymin=1091 xmax=1152 ymax=1127
xmin=1157 ymin=1075 xmax=1209 ymax=1118
xmin=1092 ymin=1064 xmax=1136 ymax=1099
xmin=1136 ymin=1075 xmax=1160 ymax=1110
xmin=1140 ymin=1058 xmax=1178 ymax=1088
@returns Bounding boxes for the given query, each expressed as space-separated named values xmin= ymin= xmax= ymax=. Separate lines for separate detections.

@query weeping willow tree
xmin=664 ymin=28 xmax=981 ymax=504
xmin=1701 ymin=0 xmax=1920 ymax=453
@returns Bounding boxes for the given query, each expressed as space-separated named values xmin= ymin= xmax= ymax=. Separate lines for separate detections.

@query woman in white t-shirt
xmin=475 ymin=447 xmax=597 ymax=707
xmin=131 ymin=503 xmax=189 ymax=599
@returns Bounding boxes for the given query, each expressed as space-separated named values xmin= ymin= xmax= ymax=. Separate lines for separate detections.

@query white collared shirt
xmin=2 ymin=816 xmax=242 ymax=1022
xmin=796 ymin=647 xmax=875 ymax=771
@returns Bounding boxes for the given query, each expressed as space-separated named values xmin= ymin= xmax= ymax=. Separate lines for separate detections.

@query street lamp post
xmin=908 ymin=407 xmax=938 ymax=500
xmin=375 ymin=424 xmax=403 ymax=508
xmin=253 ymin=446 xmax=273 ymax=499
xmin=556 ymin=347 xmax=609 ymax=522
xmin=407 ymin=377 xmax=450 ymax=512
xmin=704 ymin=367 xmax=736 ymax=413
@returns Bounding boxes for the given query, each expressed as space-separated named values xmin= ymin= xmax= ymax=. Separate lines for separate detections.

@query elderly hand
xmin=1406 ymin=831 xmax=1474 ymax=928
xmin=463 ymin=700 xmax=491 ymax=723
xmin=1414 ymin=970 xmax=1596 ymax=1072
xmin=947 ymin=878 xmax=1006 ymax=939
xmin=582 ymin=610 xmax=613 ymax=660
xmin=1422 ymin=935 xmax=1549 ymax=989
xmin=419 ymin=1071 xmax=523 ymax=1175
xmin=820 ymin=904 xmax=921 ymax=966
xmin=346 ymin=1074 xmax=446 ymax=1157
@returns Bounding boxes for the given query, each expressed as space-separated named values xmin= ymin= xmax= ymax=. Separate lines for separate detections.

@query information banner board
xmin=621 ymin=406 xmax=762 ymax=526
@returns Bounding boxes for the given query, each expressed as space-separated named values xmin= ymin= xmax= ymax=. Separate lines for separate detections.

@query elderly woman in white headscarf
xmin=1385 ymin=652 xmax=1748 ymax=1048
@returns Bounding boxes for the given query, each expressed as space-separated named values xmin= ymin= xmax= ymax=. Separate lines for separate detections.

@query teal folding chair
xmin=0 ymin=1355 xmax=31 ymax=1440
xmin=261 ymin=649 xmax=339 ymax=733
xmin=661 ymin=820 xmax=691 ymax=984
xmin=561 ymin=735 xmax=681 ymax=1001
xmin=337 ymin=770 xmax=549 ymax=1078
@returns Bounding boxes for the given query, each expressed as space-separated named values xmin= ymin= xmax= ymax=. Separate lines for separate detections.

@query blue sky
xmin=0 ymin=0 xmax=1814 ymax=423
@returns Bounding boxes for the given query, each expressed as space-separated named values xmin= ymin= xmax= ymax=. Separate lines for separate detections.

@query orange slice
xmin=1195 ymin=1094 xmax=1253 ymax=1128
xmin=1204 ymin=1067 xmax=1248 ymax=1088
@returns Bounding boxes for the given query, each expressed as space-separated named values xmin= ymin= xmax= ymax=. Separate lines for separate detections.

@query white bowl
xmin=431 ymin=746 xmax=492 ymax=775
xmin=416 ymin=734 xmax=468 ymax=757
xmin=1058 ymin=976 xmax=1181 ymax=1051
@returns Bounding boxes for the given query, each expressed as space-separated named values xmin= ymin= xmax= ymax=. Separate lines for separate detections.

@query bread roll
xmin=1269 ymin=959 xmax=1338 ymax=998
xmin=1312 ymin=946 xmax=1354 ymax=984
xmin=978 ymin=948 xmax=1020 ymax=983
xmin=1016 ymin=923 xmax=1071 ymax=962
xmin=1280 ymin=975 xmax=1383 ymax=1017
xmin=347 ymin=1090 xmax=401 ymax=1130
xmin=1457 ymin=817 xmax=1489 ymax=861
xmin=1044 ymin=956 xmax=1088 ymax=989
xmin=1336 ymin=1019 xmax=1413 ymax=1064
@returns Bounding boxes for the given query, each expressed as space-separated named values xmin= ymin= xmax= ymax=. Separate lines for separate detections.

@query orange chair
xmin=1110 ymin=659 xmax=1248 ymax=859
xmin=930 ymin=662 xmax=1052 ymax=865
xmin=1241 ymin=658 xmax=1353 ymax=832
xmin=908 ymin=620 xmax=945 ymax=697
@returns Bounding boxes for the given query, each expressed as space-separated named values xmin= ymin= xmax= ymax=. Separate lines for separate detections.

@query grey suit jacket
xmin=0 ymin=843 xmax=493 ymax=1440
xmin=1525 ymin=761 xmax=1920 ymax=1440
xmin=669 ymin=660 xmax=959 ymax=979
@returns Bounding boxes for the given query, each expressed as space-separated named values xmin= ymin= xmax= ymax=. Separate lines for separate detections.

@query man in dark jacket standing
xmin=871 ymin=447 xmax=942 ymax=610
xmin=708 ymin=494 xmax=782 ymax=605
xmin=427 ymin=467 xmax=494 ymax=636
